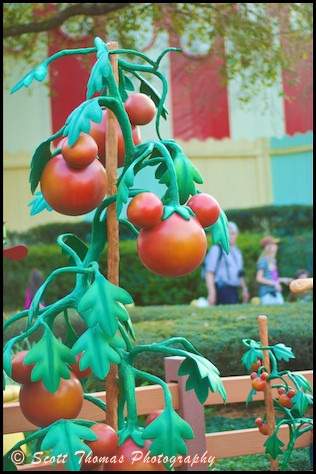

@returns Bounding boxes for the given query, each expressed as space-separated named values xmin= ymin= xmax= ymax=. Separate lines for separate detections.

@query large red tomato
xmin=61 ymin=133 xmax=98 ymax=169
xmin=88 ymin=110 xmax=141 ymax=168
xmin=124 ymin=93 xmax=156 ymax=126
xmin=10 ymin=350 xmax=35 ymax=384
xmin=186 ymin=193 xmax=220 ymax=228
xmin=137 ymin=213 xmax=207 ymax=278
xmin=40 ymin=154 xmax=108 ymax=216
xmin=80 ymin=423 xmax=119 ymax=470
xmin=127 ymin=193 xmax=164 ymax=229
xmin=106 ymin=438 xmax=167 ymax=471
xmin=19 ymin=372 xmax=84 ymax=427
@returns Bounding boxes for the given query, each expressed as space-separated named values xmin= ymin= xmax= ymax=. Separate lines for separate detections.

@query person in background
xmin=256 ymin=236 xmax=292 ymax=305
xmin=24 ymin=268 xmax=45 ymax=310
xmin=204 ymin=221 xmax=249 ymax=305
xmin=287 ymin=268 xmax=313 ymax=302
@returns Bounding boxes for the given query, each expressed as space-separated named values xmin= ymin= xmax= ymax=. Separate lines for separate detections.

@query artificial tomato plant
xmin=242 ymin=338 xmax=313 ymax=470
xmin=3 ymin=37 xmax=230 ymax=471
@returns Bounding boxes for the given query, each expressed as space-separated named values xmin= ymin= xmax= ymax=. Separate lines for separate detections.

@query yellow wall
xmin=178 ymin=137 xmax=273 ymax=210
xmin=3 ymin=137 xmax=273 ymax=232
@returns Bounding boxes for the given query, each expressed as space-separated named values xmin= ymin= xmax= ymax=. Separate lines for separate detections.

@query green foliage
xmin=3 ymin=4 xmax=313 ymax=105
xmin=225 ymin=205 xmax=313 ymax=236
xmin=4 ymin=304 xmax=312 ymax=384
xmin=3 ymin=225 xmax=313 ymax=311
xmin=211 ymin=447 xmax=311 ymax=471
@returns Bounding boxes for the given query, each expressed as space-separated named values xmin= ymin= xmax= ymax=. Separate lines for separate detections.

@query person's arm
xmin=256 ymin=269 xmax=282 ymax=292
xmin=279 ymin=277 xmax=293 ymax=285
xmin=240 ymin=277 xmax=249 ymax=302
xmin=205 ymin=271 xmax=216 ymax=306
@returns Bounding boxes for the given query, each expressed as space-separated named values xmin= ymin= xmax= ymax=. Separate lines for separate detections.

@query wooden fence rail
xmin=3 ymin=358 xmax=313 ymax=472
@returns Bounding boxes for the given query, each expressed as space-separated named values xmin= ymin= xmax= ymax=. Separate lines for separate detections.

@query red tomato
xmin=40 ymin=154 xmax=108 ymax=216
xmin=106 ymin=438 xmax=167 ymax=471
xmin=61 ymin=133 xmax=98 ymax=169
xmin=278 ymin=393 xmax=293 ymax=409
xmin=277 ymin=387 xmax=286 ymax=395
xmin=124 ymin=93 xmax=156 ymax=126
xmin=250 ymin=358 xmax=262 ymax=372
xmin=251 ymin=377 xmax=266 ymax=392
xmin=145 ymin=409 xmax=164 ymax=426
xmin=85 ymin=423 xmax=118 ymax=458
xmin=254 ymin=417 xmax=263 ymax=427
xmin=260 ymin=371 xmax=269 ymax=381
xmin=137 ymin=213 xmax=207 ymax=278
xmin=287 ymin=389 xmax=296 ymax=398
xmin=19 ymin=372 xmax=84 ymax=427
xmin=259 ymin=423 xmax=269 ymax=435
xmin=88 ymin=110 xmax=141 ymax=168
xmin=186 ymin=193 xmax=221 ymax=228
xmin=127 ymin=193 xmax=164 ymax=229
xmin=10 ymin=350 xmax=35 ymax=384
xmin=69 ymin=353 xmax=92 ymax=380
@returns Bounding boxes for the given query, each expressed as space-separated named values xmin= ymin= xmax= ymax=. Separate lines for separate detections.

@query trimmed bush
xmin=3 ymin=232 xmax=312 ymax=310
xmin=3 ymin=304 xmax=312 ymax=389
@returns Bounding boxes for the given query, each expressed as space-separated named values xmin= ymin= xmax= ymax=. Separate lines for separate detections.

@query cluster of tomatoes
xmin=249 ymin=358 xmax=296 ymax=436
xmin=127 ymin=191 xmax=221 ymax=278
xmin=40 ymin=93 xmax=156 ymax=216
xmin=9 ymin=350 xmax=168 ymax=471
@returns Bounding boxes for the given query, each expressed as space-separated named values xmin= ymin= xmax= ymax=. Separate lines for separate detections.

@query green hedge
xmin=5 ymin=205 xmax=313 ymax=247
xmin=3 ymin=231 xmax=313 ymax=311
xmin=3 ymin=304 xmax=312 ymax=391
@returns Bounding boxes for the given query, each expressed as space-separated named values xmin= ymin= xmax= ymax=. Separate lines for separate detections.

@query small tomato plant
xmin=242 ymin=338 xmax=313 ymax=471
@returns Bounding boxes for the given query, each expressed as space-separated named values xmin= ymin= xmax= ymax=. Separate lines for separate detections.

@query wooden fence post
xmin=164 ymin=356 xmax=208 ymax=471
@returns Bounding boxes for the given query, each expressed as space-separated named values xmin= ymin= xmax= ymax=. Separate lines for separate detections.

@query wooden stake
xmin=258 ymin=315 xmax=278 ymax=471
xmin=105 ymin=41 xmax=119 ymax=431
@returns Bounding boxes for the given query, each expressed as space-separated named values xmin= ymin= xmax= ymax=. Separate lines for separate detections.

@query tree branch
xmin=3 ymin=3 xmax=131 ymax=38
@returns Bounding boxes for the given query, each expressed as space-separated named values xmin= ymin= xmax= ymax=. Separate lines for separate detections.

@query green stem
xmin=133 ymin=368 xmax=172 ymax=407
xmin=118 ymin=355 xmax=138 ymax=430
xmin=151 ymin=142 xmax=179 ymax=204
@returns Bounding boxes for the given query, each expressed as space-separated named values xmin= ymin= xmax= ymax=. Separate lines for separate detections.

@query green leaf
xmin=24 ymin=329 xmax=76 ymax=392
xmin=78 ymin=274 xmax=133 ymax=337
xmin=63 ymin=99 xmax=103 ymax=147
xmin=210 ymin=210 xmax=230 ymax=254
xmin=159 ymin=151 xmax=203 ymax=205
xmin=71 ymin=327 xmax=125 ymax=380
xmin=291 ymin=373 xmax=312 ymax=392
xmin=241 ymin=347 xmax=264 ymax=371
xmin=41 ymin=420 xmax=97 ymax=471
xmin=28 ymin=191 xmax=52 ymax=215
xmin=178 ymin=355 xmax=227 ymax=404
xmin=29 ymin=140 xmax=52 ymax=194
xmin=116 ymin=166 xmax=136 ymax=216
xmin=264 ymin=432 xmax=285 ymax=459
xmin=291 ymin=390 xmax=313 ymax=416
xmin=10 ymin=63 xmax=48 ymax=94
xmin=272 ymin=343 xmax=295 ymax=362
xmin=142 ymin=407 xmax=193 ymax=468
xmin=118 ymin=70 xmax=134 ymax=102
xmin=3 ymin=450 xmax=18 ymax=471
xmin=87 ymin=52 xmax=111 ymax=99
